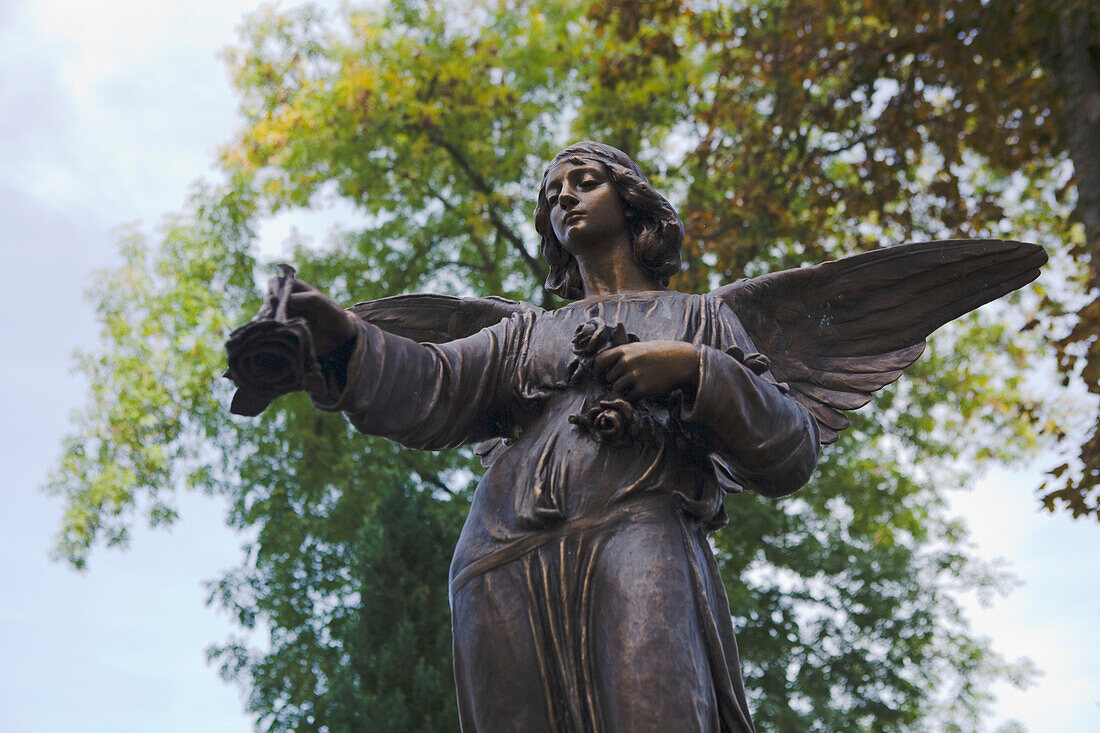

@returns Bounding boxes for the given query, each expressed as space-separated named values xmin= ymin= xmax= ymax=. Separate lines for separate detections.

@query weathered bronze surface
xmin=225 ymin=141 xmax=1046 ymax=731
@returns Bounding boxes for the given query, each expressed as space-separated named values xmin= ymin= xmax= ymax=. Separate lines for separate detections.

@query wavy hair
xmin=535 ymin=141 xmax=683 ymax=300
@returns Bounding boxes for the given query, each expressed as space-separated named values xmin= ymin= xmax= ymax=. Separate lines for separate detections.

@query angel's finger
xmin=602 ymin=356 xmax=634 ymax=385
xmin=611 ymin=374 xmax=635 ymax=397
xmin=267 ymin=276 xmax=315 ymax=299
xmin=287 ymin=278 xmax=316 ymax=293
xmin=594 ymin=346 xmax=625 ymax=375
xmin=286 ymin=290 xmax=329 ymax=317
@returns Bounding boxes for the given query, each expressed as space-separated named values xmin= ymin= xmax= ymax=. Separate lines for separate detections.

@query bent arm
xmin=679 ymin=345 xmax=820 ymax=499
xmin=309 ymin=315 xmax=520 ymax=451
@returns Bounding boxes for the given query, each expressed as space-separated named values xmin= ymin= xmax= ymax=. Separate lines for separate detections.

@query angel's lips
xmin=564 ymin=210 xmax=585 ymax=224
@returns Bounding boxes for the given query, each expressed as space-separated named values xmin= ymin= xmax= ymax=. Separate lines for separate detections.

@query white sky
xmin=0 ymin=1 xmax=1096 ymax=731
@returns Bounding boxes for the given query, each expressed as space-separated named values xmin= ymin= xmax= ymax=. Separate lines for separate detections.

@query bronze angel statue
xmin=225 ymin=141 xmax=1046 ymax=732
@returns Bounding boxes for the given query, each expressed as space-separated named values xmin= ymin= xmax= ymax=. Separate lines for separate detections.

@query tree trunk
xmin=1048 ymin=2 xmax=1100 ymax=519
xmin=1059 ymin=4 xmax=1100 ymax=280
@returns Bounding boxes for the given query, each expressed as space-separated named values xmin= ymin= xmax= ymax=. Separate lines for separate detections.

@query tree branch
xmin=429 ymin=132 xmax=546 ymax=282
xmin=399 ymin=456 xmax=457 ymax=497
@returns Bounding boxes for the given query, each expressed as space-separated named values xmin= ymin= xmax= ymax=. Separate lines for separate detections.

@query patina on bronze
xmin=226 ymin=141 xmax=1047 ymax=732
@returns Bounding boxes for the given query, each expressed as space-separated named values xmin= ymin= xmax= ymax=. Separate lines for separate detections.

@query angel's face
xmin=544 ymin=159 xmax=628 ymax=255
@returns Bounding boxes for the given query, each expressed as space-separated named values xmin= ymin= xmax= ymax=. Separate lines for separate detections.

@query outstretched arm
xmin=279 ymin=278 xmax=519 ymax=450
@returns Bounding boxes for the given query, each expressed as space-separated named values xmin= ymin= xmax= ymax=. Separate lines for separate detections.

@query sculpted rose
xmin=569 ymin=397 xmax=640 ymax=447
xmin=224 ymin=265 xmax=325 ymax=416
xmin=572 ymin=317 xmax=612 ymax=356
xmin=592 ymin=398 xmax=632 ymax=439
xmin=568 ymin=319 xmax=639 ymax=385
xmin=225 ymin=318 xmax=322 ymax=416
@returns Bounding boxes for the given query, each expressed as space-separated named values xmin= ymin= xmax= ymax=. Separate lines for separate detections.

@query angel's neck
xmin=575 ymin=244 xmax=662 ymax=298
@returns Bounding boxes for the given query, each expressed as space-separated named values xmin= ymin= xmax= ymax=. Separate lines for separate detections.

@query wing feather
xmin=806 ymin=344 xmax=926 ymax=374
xmin=800 ymin=367 xmax=906 ymax=393
xmin=793 ymin=382 xmax=875 ymax=410
xmin=348 ymin=293 xmax=540 ymax=343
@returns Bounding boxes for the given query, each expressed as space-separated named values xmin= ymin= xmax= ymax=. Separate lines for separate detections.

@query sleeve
xmin=307 ymin=312 xmax=524 ymax=451
xmin=677 ymin=301 xmax=820 ymax=498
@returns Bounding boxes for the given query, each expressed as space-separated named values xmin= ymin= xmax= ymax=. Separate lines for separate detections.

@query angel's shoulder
xmin=694 ymin=292 xmax=762 ymax=353
xmin=700 ymin=290 xmax=750 ymax=324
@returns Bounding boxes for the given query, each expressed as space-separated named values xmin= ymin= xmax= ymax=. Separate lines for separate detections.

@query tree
xmin=50 ymin=0 xmax=1084 ymax=729
xmin=592 ymin=0 xmax=1098 ymax=518
xmin=206 ymin=410 xmax=467 ymax=732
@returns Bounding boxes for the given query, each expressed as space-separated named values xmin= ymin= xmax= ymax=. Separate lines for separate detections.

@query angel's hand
xmin=594 ymin=341 xmax=700 ymax=399
xmin=267 ymin=277 xmax=359 ymax=357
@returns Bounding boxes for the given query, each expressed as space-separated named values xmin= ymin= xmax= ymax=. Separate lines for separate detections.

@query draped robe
xmin=313 ymin=290 xmax=820 ymax=732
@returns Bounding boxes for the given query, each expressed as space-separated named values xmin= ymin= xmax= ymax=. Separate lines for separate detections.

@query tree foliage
xmin=598 ymin=0 xmax=1099 ymax=517
xmin=49 ymin=0 xmax=1096 ymax=730
xmin=207 ymin=400 xmax=468 ymax=731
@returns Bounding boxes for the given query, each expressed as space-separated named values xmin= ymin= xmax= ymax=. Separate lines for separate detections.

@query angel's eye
xmin=547 ymin=194 xmax=559 ymax=207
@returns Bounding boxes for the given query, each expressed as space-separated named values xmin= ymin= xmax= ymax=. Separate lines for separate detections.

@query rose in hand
xmin=225 ymin=273 xmax=359 ymax=416
xmin=268 ymin=277 xmax=360 ymax=358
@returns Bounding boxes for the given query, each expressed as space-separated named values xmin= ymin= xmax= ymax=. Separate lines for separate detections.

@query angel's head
xmin=535 ymin=141 xmax=683 ymax=300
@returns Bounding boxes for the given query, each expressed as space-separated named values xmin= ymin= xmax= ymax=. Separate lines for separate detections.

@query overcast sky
xmin=0 ymin=1 xmax=1096 ymax=731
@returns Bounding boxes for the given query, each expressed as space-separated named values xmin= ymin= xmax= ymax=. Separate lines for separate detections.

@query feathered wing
xmin=711 ymin=239 xmax=1047 ymax=444
xmin=349 ymin=293 xmax=541 ymax=342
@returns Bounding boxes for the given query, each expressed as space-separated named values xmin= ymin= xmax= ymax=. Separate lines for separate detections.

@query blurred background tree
xmin=47 ymin=1 xmax=1096 ymax=730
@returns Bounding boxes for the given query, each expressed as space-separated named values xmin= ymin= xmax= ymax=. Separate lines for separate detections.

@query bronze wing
xmin=710 ymin=239 xmax=1047 ymax=444
xmin=349 ymin=293 xmax=541 ymax=342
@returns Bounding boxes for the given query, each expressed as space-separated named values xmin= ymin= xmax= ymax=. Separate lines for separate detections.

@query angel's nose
xmin=558 ymin=190 xmax=579 ymax=209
